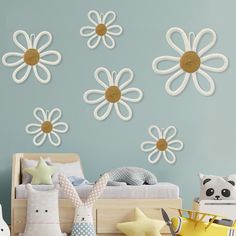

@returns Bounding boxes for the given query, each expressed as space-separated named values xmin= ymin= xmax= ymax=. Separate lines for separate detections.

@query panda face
xmin=200 ymin=174 xmax=236 ymax=201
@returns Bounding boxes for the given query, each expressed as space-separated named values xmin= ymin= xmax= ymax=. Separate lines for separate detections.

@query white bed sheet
xmin=15 ymin=183 xmax=179 ymax=199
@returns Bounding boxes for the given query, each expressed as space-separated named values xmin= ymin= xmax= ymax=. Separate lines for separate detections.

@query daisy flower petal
xmin=88 ymin=10 xmax=102 ymax=25
xmin=33 ymin=31 xmax=52 ymax=53
xmin=163 ymin=126 xmax=177 ymax=141
xmin=193 ymin=28 xmax=216 ymax=57
xmin=121 ymin=88 xmax=143 ymax=102
xmin=12 ymin=64 xmax=31 ymax=84
xmin=48 ymin=108 xmax=62 ymax=124
xmin=200 ymin=53 xmax=229 ymax=72
xmin=102 ymin=11 xmax=116 ymax=26
xmin=140 ymin=141 xmax=156 ymax=152
xmin=148 ymin=150 xmax=161 ymax=164
xmin=165 ymin=70 xmax=190 ymax=96
xmin=13 ymin=30 xmax=32 ymax=51
xmin=40 ymin=50 xmax=62 ymax=65
xmin=163 ymin=150 xmax=176 ymax=164
xmin=102 ymin=34 xmax=115 ymax=49
xmin=48 ymin=132 xmax=61 ymax=146
xmin=94 ymin=100 xmax=113 ymax=121
xmin=114 ymin=101 xmax=132 ymax=121
xmin=168 ymin=140 xmax=184 ymax=151
xmin=148 ymin=125 xmax=162 ymax=140
xmin=166 ymin=27 xmax=191 ymax=55
xmin=87 ymin=34 xmax=101 ymax=49
xmin=33 ymin=107 xmax=47 ymax=123
xmin=80 ymin=26 xmax=96 ymax=37
xmin=193 ymin=70 xmax=215 ymax=96
xmin=107 ymin=25 xmax=123 ymax=36
xmin=152 ymin=56 xmax=180 ymax=75
xmin=25 ymin=123 xmax=41 ymax=135
xmin=2 ymin=52 xmax=24 ymax=67
xmin=53 ymin=122 xmax=69 ymax=133
xmin=33 ymin=63 xmax=51 ymax=84
xmin=33 ymin=132 xmax=47 ymax=146
xmin=115 ymin=68 xmax=133 ymax=90
xmin=83 ymin=90 xmax=105 ymax=104
xmin=95 ymin=67 xmax=113 ymax=88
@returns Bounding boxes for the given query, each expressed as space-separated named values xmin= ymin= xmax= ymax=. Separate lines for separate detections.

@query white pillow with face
xmin=199 ymin=173 xmax=236 ymax=200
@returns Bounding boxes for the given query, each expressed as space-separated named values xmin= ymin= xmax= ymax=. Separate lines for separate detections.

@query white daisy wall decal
xmin=83 ymin=67 xmax=143 ymax=121
xmin=80 ymin=10 xmax=123 ymax=49
xmin=141 ymin=125 xmax=183 ymax=165
xmin=152 ymin=27 xmax=229 ymax=96
xmin=2 ymin=30 xmax=62 ymax=84
xmin=25 ymin=107 xmax=69 ymax=147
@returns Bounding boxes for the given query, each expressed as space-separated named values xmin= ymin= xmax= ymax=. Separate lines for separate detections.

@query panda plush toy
xmin=199 ymin=173 xmax=236 ymax=201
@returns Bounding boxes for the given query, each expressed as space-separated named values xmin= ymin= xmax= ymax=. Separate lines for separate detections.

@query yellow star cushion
xmin=25 ymin=157 xmax=56 ymax=185
xmin=117 ymin=208 xmax=166 ymax=236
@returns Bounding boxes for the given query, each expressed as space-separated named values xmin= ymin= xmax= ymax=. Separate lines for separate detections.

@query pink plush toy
xmin=0 ymin=205 xmax=10 ymax=236
xmin=59 ymin=173 xmax=109 ymax=236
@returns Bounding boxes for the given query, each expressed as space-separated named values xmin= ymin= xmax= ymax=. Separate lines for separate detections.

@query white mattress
xmin=16 ymin=183 xmax=179 ymax=199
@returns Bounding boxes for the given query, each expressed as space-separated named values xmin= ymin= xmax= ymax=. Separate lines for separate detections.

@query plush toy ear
xmin=228 ymin=180 xmax=235 ymax=186
xmin=26 ymin=184 xmax=34 ymax=191
xmin=0 ymin=204 xmax=2 ymax=219
xmin=85 ymin=173 xmax=109 ymax=207
xmin=199 ymin=173 xmax=205 ymax=180
xmin=59 ymin=173 xmax=82 ymax=207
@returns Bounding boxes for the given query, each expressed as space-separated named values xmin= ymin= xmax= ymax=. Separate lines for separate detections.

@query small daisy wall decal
xmin=152 ymin=27 xmax=229 ymax=96
xmin=25 ymin=107 xmax=69 ymax=147
xmin=2 ymin=30 xmax=61 ymax=84
xmin=80 ymin=10 xmax=123 ymax=49
xmin=83 ymin=67 xmax=143 ymax=121
xmin=141 ymin=125 xmax=183 ymax=165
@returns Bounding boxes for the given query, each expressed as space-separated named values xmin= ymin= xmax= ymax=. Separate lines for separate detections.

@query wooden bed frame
xmin=11 ymin=153 xmax=182 ymax=236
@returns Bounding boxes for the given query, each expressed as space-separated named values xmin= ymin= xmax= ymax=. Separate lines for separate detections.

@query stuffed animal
xmin=107 ymin=167 xmax=158 ymax=186
xmin=199 ymin=173 xmax=236 ymax=200
xmin=59 ymin=173 xmax=109 ymax=236
xmin=0 ymin=205 xmax=10 ymax=236
xmin=19 ymin=184 xmax=66 ymax=236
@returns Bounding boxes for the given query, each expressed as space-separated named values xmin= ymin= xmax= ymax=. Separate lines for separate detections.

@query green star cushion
xmin=25 ymin=157 xmax=57 ymax=185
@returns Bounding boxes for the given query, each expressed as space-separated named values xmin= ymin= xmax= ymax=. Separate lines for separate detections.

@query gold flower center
xmin=105 ymin=86 xmax=121 ymax=103
xmin=24 ymin=49 xmax=40 ymax=66
xmin=180 ymin=51 xmax=201 ymax=73
xmin=156 ymin=139 xmax=168 ymax=151
xmin=96 ymin=24 xmax=107 ymax=36
xmin=41 ymin=121 xmax=53 ymax=133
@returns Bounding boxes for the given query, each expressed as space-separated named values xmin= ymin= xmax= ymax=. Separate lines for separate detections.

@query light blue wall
xmin=0 ymin=0 xmax=235 ymax=223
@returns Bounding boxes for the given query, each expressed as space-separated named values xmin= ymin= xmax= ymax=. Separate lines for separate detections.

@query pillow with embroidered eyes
xmin=199 ymin=173 xmax=236 ymax=201
xmin=21 ymin=157 xmax=52 ymax=184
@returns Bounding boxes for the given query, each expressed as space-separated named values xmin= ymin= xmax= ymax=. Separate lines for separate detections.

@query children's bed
xmin=11 ymin=153 xmax=182 ymax=236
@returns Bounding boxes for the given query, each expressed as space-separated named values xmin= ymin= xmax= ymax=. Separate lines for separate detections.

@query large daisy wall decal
xmin=83 ymin=67 xmax=143 ymax=121
xmin=25 ymin=107 xmax=69 ymax=147
xmin=152 ymin=27 xmax=229 ymax=96
xmin=2 ymin=30 xmax=61 ymax=84
xmin=80 ymin=10 xmax=123 ymax=49
xmin=141 ymin=125 xmax=183 ymax=165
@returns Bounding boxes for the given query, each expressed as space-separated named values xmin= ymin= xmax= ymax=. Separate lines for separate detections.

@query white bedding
xmin=16 ymin=183 xmax=179 ymax=199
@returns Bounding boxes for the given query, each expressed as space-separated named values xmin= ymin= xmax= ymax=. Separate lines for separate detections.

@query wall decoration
xmin=2 ymin=30 xmax=62 ymax=84
xmin=141 ymin=125 xmax=183 ymax=164
xmin=83 ymin=67 xmax=143 ymax=121
xmin=152 ymin=27 xmax=229 ymax=96
xmin=80 ymin=10 xmax=123 ymax=49
xmin=117 ymin=208 xmax=165 ymax=236
xmin=59 ymin=173 xmax=109 ymax=236
xmin=25 ymin=107 xmax=69 ymax=147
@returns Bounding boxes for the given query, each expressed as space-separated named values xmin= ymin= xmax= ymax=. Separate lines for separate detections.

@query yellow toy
xmin=117 ymin=208 xmax=165 ymax=236
xmin=161 ymin=208 xmax=236 ymax=236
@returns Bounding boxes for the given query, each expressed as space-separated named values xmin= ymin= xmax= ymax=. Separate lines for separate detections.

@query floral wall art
xmin=0 ymin=0 xmax=234 ymax=223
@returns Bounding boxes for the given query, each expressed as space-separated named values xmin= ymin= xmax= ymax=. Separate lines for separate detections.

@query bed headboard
xmin=11 ymin=153 xmax=81 ymax=200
